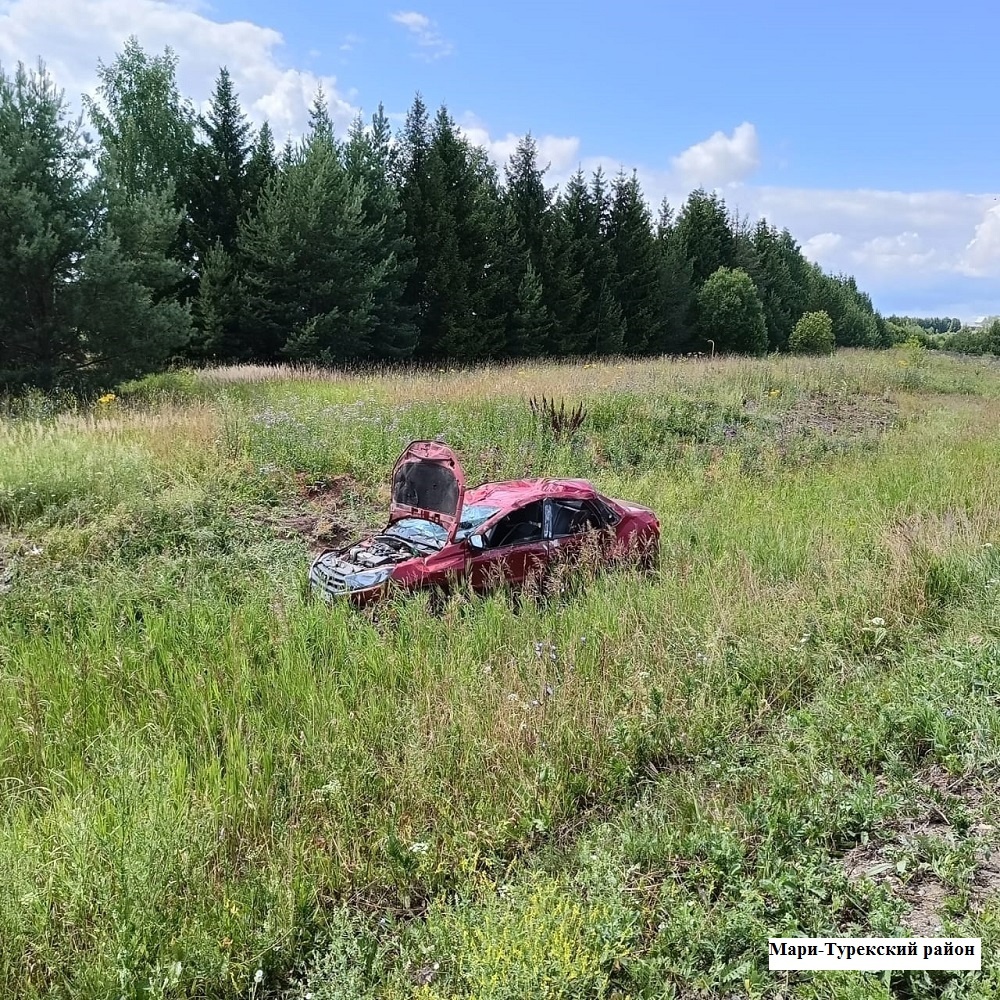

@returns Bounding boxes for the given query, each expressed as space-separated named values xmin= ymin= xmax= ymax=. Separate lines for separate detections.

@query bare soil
xmin=840 ymin=766 xmax=1000 ymax=935
xmin=776 ymin=392 xmax=899 ymax=439
xmin=261 ymin=473 xmax=368 ymax=553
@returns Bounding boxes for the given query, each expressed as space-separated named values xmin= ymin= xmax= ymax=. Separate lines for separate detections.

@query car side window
xmin=482 ymin=501 xmax=545 ymax=548
xmin=546 ymin=499 xmax=604 ymax=539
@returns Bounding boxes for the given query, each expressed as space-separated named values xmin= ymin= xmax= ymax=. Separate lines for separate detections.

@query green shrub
xmin=789 ymin=311 xmax=836 ymax=355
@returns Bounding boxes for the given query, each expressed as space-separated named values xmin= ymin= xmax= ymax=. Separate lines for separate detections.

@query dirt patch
xmin=775 ymin=392 xmax=899 ymax=440
xmin=840 ymin=766 xmax=999 ymax=934
xmin=259 ymin=473 xmax=368 ymax=553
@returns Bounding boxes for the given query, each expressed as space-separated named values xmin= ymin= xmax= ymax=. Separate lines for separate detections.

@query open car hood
xmin=388 ymin=440 xmax=466 ymax=544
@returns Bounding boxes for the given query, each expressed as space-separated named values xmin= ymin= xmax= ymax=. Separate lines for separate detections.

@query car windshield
xmin=455 ymin=504 xmax=500 ymax=540
xmin=385 ymin=505 xmax=499 ymax=549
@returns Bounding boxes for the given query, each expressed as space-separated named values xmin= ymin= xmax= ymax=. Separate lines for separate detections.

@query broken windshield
xmin=385 ymin=504 xmax=500 ymax=549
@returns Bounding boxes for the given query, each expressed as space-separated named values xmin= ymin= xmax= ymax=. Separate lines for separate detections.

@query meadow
xmin=1 ymin=346 xmax=999 ymax=999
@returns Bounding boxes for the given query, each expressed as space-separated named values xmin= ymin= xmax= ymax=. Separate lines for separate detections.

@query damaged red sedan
xmin=308 ymin=440 xmax=660 ymax=605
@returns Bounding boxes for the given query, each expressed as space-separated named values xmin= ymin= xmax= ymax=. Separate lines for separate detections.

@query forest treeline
xmin=1 ymin=39 xmax=909 ymax=391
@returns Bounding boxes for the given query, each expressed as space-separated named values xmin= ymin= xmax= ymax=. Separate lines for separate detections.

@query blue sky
xmin=1 ymin=0 xmax=997 ymax=320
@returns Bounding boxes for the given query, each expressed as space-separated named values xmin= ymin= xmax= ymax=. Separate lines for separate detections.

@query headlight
xmin=341 ymin=566 xmax=393 ymax=590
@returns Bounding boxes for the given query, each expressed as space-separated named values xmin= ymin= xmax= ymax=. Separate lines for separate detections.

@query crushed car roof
xmin=465 ymin=478 xmax=600 ymax=508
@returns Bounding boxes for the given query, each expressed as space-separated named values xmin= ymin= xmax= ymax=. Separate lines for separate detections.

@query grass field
xmin=1 ymin=347 xmax=999 ymax=999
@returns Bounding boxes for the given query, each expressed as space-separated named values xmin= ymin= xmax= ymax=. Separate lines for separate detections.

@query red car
xmin=308 ymin=440 xmax=660 ymax=605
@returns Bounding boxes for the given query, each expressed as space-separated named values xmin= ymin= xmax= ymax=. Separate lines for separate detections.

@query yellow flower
xmin=97 ymin=392 xmax=116 ymax=405
xmin=768 ymin=388 xmax=780 ymax=397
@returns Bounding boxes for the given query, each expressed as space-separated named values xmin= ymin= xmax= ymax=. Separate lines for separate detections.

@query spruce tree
xmin=344 ymin=106 xmax=417 ymax=359
xmin=398 ymin=94 xmax=435 ymax=350
xmin=245 ymin=121 xmax=277 ymax=209
xmin=238 ymin=126 xmax=385 ymax=362
xmin=508 ymin=262 xmax=554 ymax=358
xmin=399 ymin=104 xmax=502 ymax=360
xmin=188 ymin=67 xmax=252 ymax=255
xmin=674 ymin=189 xmax=736 ymax=287
xmin=655 ymin=198 xmax=695 ymax=353
xmin=503 ymin=134 xmax=551 ymax=274
xmin=608 ymin=170 xmax=661 ymax=353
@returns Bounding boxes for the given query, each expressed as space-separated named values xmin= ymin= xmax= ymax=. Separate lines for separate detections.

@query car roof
xmin=465 ymin=478 xmax=600 ymax=508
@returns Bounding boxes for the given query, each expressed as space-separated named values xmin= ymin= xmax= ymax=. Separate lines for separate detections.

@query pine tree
xmin=0 ymin=61 xmax=93 ymax=387
xmin=76 ymin=182 xmax=192 ymax=381
xmin=0 ymin=60 xmax=189 ymax=389
xmin=308 ymin=86 xmax=335 ymax=145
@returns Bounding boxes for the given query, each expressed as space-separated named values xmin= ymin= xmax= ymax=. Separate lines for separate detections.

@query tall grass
xmin=1 ymin=348 xmax=999 ymax=998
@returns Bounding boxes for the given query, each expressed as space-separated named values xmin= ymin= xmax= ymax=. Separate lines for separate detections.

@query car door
xmin=468 ymin=500 xmax=548 ymax=590
xmin=543 ymin=498 xmax=613 ymax=567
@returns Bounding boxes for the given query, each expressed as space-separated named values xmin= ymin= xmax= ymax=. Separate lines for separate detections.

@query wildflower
xmin=868 ymin=617 xmax=886 ymax=627
xmin=97 ymin=392 xmax=116 ymax=405
xmin=254 ymin=969 xmax=264 ymax=984
xmin=409 ymin=841 xmax=429 ymax=854
xmin=768 ymin=388 xmax=780 ymax=397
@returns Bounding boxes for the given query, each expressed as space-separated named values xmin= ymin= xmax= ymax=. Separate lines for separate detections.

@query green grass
xmin=1 ymin=348 xmax=999 ymax=999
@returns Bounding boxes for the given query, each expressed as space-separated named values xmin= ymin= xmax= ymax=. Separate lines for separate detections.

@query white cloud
xmin=853 ymin=231 xmax=936 ymax=271
xmin=458 ymin=115 xmax=581 ymax=175
xmin=741 ymin=188 xmax=997 ymax=280
xmin=802 ymin=232 xmax=843 ymax=264
xmin=671 ymin=122 xmax=760 ymax=188
xmin=0 ymin=0 xmax=358 ymax=140
xmin=390 ymin=10 xmax=453 ymax=60
xmin=959 ymin=203 xmax=1000 ymax=277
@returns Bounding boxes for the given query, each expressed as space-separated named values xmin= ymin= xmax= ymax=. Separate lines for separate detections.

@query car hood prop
xmin=388 ymin=440 xmax=466 ymax=544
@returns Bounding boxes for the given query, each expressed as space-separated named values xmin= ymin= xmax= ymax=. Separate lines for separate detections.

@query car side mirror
xmin=467 ymin=534 xmax=485 ymax=551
